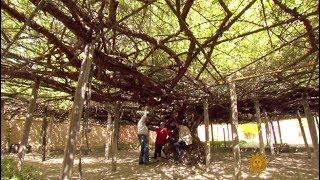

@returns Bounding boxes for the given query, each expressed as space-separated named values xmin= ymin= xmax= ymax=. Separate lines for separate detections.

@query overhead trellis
xmin=1 ymin=0 xmax=319 ymax=123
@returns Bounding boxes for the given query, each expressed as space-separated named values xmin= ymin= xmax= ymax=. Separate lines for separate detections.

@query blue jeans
xmin=173 ymin=141 xmax=181 ymax=161
xmin=138 ymin=134 xmax=149 ymax=164
xmin=173 ymin=140 xmax=187 ymax=161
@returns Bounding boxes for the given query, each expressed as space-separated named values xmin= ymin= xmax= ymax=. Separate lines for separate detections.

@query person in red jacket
xmin=153 ymin=122 xmax=169 ymax=160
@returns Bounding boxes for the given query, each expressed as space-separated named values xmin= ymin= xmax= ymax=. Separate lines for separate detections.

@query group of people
xmin=137 ymin=113 xmax=192 ymax=165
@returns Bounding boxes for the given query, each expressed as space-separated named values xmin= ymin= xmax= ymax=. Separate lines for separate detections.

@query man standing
xmin=137 ymin=114 xmax=149 ymax=164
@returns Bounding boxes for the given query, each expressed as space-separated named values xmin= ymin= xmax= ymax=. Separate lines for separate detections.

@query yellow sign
xmin=248 ymin=153 xmax=267 ymax=175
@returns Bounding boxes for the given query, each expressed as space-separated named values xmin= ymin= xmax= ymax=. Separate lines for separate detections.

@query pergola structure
xmin=1 ymin=0 xmax=319 ymax=179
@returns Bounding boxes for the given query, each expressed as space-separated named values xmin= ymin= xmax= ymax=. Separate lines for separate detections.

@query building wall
xmin=1 ymin=118 xmax=156 ymax=152
xmin=198 ymin=117 xmax=319 ymax=146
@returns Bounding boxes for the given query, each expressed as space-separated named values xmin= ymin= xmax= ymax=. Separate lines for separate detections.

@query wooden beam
xmin=296 ymin=110 xmax=311 ymax=159
xmin=228 ymin=75 xmax=241 ymax=179
xmin=254 ymin=99 xmax=265 ymax=154
xmin=60 ymin=44 xmax=94 ymax=179
xmin=233 ymin=62 xmax=316 ymax=82
xmin=17 ymin=77 xmax=40 ymax=171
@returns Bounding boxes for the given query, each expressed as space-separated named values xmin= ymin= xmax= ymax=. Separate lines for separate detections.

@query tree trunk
xmin=254 ymin=99 xmax=265 ymax=154
xmin=204 ymin=99 xmax=211 ymax=170
xmin=105 ymin=113 xmax=112 ymax=159
xmin=41 ymin=109 xmax=49 ymax=162
xmin=296 ymin=110 xmax=311 ymax=159
xmin=17 ymin=77 xmax=40 ymax=171
xmin=210 ymin=124 xmax=214 ymax=142
xmin=263 ymin=109 xmax=275 ymax=158
xmin=302 ymin=94 xmax=319 ymax=168
xmin=228 ymin=76 xmax=241 ymax=180
xmin=60 ymin=44 xmax=93 ymax=180
xmin=276 ymin=119 xmax=283 ymax=145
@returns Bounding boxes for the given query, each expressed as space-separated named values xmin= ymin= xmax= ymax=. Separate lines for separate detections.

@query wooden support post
xmin=262 ymin=109 xmax=275 ymax=158
xmin=110 ymin=103 xmax=121 ymax=172
xmin=47 ymin=118 xmax=53 ymax=157
xmin=110 ymin=118 xmax=116 ymax=171
xmin=228 ymin=76 xmax=241 ymax=179
xmin=315 ymin=116 xmax=319 ymax=140
xmin=204 ymin=98 xmax=211 ymax=170
xmin=1 ymin=100 xmax=4 ymax=153
xmin=254 ymin=99 xmax=265 ymax=154
xmin=302 ymin=94 xmax=319 ymax=168
xmin=276 ymin=119 xmax=283 ymax=145
xmin=229 ymin=112 xmax=234 ymax=140
xmin=269 ymin=118 xmax=279 ymax=154
xmin=60 ymin=44 xmax=93 ymax=180
xmin=41 ymin=107 xmax=49 ymax=162
xmin=265 ymin=124 xmax=269 ymax=146
xmin=210 ymin=124 xmax=214 ymax=142
xmin=296 ymin=110 xmax=311 ymax=158
xmin=6 ymin=120 xmax=12 ymax=152
xmin=314 ymin=116 xmax=319 ymax=142
xmin=223 ymin=127 xmax=226 ymax=147
xmin=1 ymin=100 xmax=3 ymax=121
xmin=79 ymin=68 xmax=93 ymax=179
xmin=227 ymin=123 xmax=230 ymax=141
xmin=17 ymin=77 xmax=40 ymax=171
xmin=105 ymin=113 xmax=112 ymax=159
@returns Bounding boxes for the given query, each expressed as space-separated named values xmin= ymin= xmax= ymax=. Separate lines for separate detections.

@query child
xmin=154 ymin=122 xmax=169 ymax=160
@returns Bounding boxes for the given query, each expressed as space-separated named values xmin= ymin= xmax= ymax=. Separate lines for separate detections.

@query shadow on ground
xmin=4 ymin=150 xmax=318 ymax=179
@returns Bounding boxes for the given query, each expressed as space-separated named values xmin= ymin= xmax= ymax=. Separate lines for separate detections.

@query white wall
xmin=197 ymin=117 xmax=319 ymax=146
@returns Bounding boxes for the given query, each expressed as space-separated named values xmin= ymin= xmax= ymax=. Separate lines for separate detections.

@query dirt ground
xmin=4 ymin=150 xmax=319 ymax=179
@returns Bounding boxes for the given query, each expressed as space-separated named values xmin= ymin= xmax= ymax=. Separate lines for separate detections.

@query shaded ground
xmin=4 ymin=150 xmax=318 ymax=179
